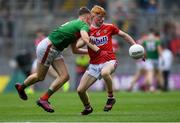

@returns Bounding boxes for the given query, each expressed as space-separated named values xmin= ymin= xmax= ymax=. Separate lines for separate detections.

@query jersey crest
xmin=103 ymin=29 xmax=108 ymax=34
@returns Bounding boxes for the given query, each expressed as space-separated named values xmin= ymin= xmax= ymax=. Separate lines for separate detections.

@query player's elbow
xmin=76 ymin=39 xmax=86 ymax=48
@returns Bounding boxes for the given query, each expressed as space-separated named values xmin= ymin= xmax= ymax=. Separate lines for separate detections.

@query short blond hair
xmin=91 ymin=5 xmax=106 ymax=16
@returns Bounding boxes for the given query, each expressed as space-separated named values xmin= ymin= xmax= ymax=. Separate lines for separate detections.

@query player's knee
xmin=77 ymin=87 xmax=85 ymax=94
xmin=65 ymin=74 xmax=70 ymax=82
xmin=61 ymin=73 xmax=70 ymax=83
xmin=101 ymin=71 xmax=110 ymax=78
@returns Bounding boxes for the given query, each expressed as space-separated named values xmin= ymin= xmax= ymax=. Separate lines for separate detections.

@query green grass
xmin=0 ymin=91 xmax=180 ymax=122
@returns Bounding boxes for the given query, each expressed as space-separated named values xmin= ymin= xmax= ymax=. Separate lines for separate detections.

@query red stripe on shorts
xmin=41 ymin=44 xmax=52 ymax=64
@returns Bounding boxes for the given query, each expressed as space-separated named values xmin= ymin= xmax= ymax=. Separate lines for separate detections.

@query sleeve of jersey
xmin=156 ymin=40 xmax=161 ymax=46
xmin=111 ymin=24 xmax=119 ymax=35
xmin=80 ymin=23 xmax=89 ymax=32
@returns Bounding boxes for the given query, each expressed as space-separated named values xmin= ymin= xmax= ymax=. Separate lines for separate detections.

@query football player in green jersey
xmin=15 ymin=7 xmax=103 ymax=113
xmin=143 ymin=29 xmax=163 ymax=92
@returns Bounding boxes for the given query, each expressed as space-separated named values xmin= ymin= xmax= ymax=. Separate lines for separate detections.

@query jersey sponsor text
xmin=90 ymin=36 xmax=108 ymax=46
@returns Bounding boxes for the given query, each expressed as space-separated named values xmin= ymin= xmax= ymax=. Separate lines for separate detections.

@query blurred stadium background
xmin=0 ymin=0 xmax=180 ymax=92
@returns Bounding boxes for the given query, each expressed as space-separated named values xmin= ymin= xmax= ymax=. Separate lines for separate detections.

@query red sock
xmin=40 ymin=89 xmax=54 ymax=101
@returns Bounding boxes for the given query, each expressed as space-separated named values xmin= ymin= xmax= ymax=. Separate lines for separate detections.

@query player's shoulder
xmin=103 ymin=23 xmax=114 ymax=27
xmin=72 ymin=19 xmax=87 ymax=25
xmin=103 ymin=23 xmax=119 ymax=30
xmin=90 ymin=25 xmax=96 ymax=30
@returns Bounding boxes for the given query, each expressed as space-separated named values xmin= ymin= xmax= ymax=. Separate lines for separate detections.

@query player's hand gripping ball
xmin=129 ymin=44 xmax=145 ymax=59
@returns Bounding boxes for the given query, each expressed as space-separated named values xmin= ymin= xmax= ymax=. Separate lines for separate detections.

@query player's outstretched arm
xmin=71 ymin=42 xmax=88 ymax=54
xmin=76 ymin=38 xmax=86 ymax=48
xmin=80 ymin=30 xmax=100 ymax=52
xmin=118 ymin=30 xmax=136 ymax=45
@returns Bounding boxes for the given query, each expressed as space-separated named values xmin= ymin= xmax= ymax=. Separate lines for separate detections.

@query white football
xmin=129 ymin=44 xmax=144 ymax=59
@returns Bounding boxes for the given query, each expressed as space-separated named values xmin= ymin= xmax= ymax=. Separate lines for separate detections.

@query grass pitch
xmin=0 ymin=91 xmax=180 ymax=122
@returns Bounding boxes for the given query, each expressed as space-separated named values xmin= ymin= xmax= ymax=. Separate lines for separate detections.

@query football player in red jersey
xmin=76 ymin=5 xmax=136 ymax=115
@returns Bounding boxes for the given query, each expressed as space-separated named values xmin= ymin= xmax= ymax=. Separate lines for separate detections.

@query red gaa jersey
xmin=88 ymin=23 xmax=119 ymax=64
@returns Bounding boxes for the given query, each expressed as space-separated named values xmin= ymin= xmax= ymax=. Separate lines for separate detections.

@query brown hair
xmin=78 ymin=7 xmax=91 ymax=16
xmin=91 ymin=5 xmax=106 ymax=16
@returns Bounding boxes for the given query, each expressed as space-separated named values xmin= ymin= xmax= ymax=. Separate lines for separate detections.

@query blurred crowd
xmin=0 ymin=0 xmax=179 ymax=57
xmin=110 ymin=0 xmax=180 ymax=54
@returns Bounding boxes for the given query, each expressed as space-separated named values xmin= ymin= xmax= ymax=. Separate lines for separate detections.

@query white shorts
xmin=136 ymin=60 xmax=146 ymax=70
xmin=86 ymin=60 xmax=117 ymax=79
xmin=145 ymin=59 xmax=159 ymax=70
xmin=36 ymin=38 xmax=63 ymax=67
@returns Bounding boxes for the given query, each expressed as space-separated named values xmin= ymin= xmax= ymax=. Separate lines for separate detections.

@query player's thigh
xmin=48 ymin=65 xmax=58 ymax=78
xmin=145 ymin=59 xmax=154 ymax=70
xmin=140 ymin=68 xmax=147 ymax=76
xmin=101 ymin=61 xmax=116 ymax=75
xmin=147 ymin=69 xmax=154 ymax=80
xmin=78 ymin=72 xmax=97 ymax=92
xmin=52 ymin=58 xmax=69 ymax=78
